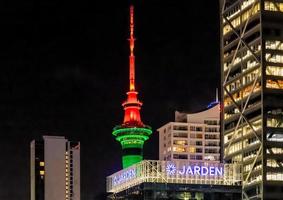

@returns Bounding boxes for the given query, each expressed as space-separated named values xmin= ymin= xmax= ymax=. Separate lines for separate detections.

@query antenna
xmin=129 ymin=5 xmax=135 ymax=91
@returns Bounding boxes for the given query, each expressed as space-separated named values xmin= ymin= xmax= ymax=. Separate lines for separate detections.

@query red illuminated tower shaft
xmin=123 ymin=5 xmax=143 ymax=126
xmin=129 ymin=5 xmax=135 ymax=91
xmin=112 ymin=5 xmax=152 ymax=169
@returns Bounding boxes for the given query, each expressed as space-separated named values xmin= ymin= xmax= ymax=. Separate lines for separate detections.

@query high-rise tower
xmin=220 ymin=1 xmax=283 ymax=199
xmin=112 ymin=5 xmax=152 ymax=169
xmin=30 ymin=136 xmax=80 ymax=200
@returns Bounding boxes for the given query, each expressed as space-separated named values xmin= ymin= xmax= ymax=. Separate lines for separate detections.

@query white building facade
xmin=31 ymin=136 xmax=80 ymax=200
xmin=158 ymin=103 xmax=221 ymax=163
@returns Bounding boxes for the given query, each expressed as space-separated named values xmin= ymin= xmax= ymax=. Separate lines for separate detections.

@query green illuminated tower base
xmin=113 ymin=126 xmax=152 ymax=168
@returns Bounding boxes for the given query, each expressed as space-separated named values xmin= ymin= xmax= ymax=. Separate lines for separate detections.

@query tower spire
xmin=129 ymin=5 xmax=135 ymax=91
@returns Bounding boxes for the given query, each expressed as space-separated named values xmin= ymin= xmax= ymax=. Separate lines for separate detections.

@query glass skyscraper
xmin=220 ymin=0 xmax=283 ymax=199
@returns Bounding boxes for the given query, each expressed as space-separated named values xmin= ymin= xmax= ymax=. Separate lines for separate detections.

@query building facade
xmin=220 ymin=0 xmax=283 ymax=199
xmin=106 ymin=160 xmax=242 ymax=200
xmin=158 ymin=103 xmax=220 ymax=163
xmin=30 ymin=136 xmax=80 ymax=200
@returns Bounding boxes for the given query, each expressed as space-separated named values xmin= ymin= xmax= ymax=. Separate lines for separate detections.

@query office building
xmin=220 ymin=0 xmax=283 ymax=199
xmin=158 ymin=103 xmax=220 ymax=163
xmin=30 ymin=136 xmax=80 ymax=200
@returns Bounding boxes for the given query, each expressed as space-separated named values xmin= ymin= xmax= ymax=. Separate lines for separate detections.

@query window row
xmin=267 ymin=172 xmax=283 ymax=181
xmin=266 ymin=79 xmax=283 ymax=89
xmin=225 ymin=0 xmax=256 ymax=21
xmin=226 ymin=69 xmax=260 ymax=93
xmin=224 ymin=119 xmax=262 ymax=144
xmin=224 ymin=83 xmax=261 ymax=107
xmin=266 ymin=66 xmax=283 ymax=77
xmin=204 ymin=120 xmax=218 ymax=125
xmin=266 ymin=53 xmax=283 ymax=64
xmin=223 ymin=3 xmax=260 ymax=35
xmin=224 ymin=45 xmax=261 ymax=71
xmin=173 ymin=125 xmax=187 ymax=131
xmin=244 ymin=162 xmax=261 ymax=173
xmin=264 ymin=1 xmax=283 ymax=12
xmin=267 ymin=159 xmax=283 ymax=168
xmin=266 ymin=40 xmax=283 ymax=50
xmin=266 ymin=133 xmax=283 ymax=142
xmin=267 ymin=148 xmax=283 ymax=154
xmin=267 ymin=117 xmax=283 ymax=128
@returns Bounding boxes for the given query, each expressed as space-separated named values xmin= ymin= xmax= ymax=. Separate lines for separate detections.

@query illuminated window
xmin=267 ymin=148 xmax=283 ymax=154
xmin=204 ymin=155 xmax=217 ymax=161
xmin=173 ymin=140 xmax=188 ymax=145
xmin=266 ymin=80 xmax=283 ymax=89
xmin=173 ymin=146 xmax=186 ymax=152
xmin=225 ymin=141 xmax=242 ymax=155
xmin=265 ymin=1 xmax=283 ymax=12
xmin=266 ymin=53 xmax=283 ymax=64
xmin=266 ymin=40 xmax=283 ymax=50
xmin=39 ymin=162 xmax=44 ymax=167
xmin=267 ymin=117 xmax=283 ymax=128
xmin=188 ymin=146 xmax=196 ymax=153
xmin=266 ymin=66 xmax=283 ymax=77
xmin=223 ymin=3 xmax=260 ymax=35
xmin=267 ymin=172 xmax=283 ymax=181
xmin=40 ymin=171 xmax=45 ymax=175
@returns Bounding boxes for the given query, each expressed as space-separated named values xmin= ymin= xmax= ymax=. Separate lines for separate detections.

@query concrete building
xmin=220 ymin=0 xmax=283 ymax=199
xmin=30 ymin=136 xmax=80 ymax=200
xmin=158 ymin=103 xmax=220 ymax=163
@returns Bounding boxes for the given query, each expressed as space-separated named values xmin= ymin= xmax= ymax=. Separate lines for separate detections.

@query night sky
xmin=0 ymin=0 xmax=220 ymax=199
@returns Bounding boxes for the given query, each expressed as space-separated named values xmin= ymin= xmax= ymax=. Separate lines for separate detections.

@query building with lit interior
xmin=112 ymin=5 xmax=152 ymax=169
xmin=158 ymin=102 xmax=221 ymax=163
xmin=107 ymin=160 xmax=241 ymax=199
xmin=220 ymin=0 xmax=283 ymax=199
xmin=30 ymin=136 xmax=80 ymax=200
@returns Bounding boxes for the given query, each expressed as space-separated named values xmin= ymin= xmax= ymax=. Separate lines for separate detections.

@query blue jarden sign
xmin=166 ymin=163 xmax=224 ymax=177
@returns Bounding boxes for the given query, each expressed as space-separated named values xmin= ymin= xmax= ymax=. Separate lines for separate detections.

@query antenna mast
xmin=129 ymin=5 xmax=135 ymax=91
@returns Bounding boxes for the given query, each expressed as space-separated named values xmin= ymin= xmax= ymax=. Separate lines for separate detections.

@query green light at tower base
xmin=113 ymin=126 xmax=152 ymax=168
xmin=122 ymin=155 xmax=142 ymax=169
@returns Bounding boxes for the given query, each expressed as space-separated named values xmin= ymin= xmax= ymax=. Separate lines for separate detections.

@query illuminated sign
xmin=113 ymin=168 xmax=136 ymax=186
xmin=166 ymin=163 xmax=224 ymax=177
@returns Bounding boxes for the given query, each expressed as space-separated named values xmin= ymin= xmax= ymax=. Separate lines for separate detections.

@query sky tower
xmin=112 ymin=5 xmax=152 ymax=169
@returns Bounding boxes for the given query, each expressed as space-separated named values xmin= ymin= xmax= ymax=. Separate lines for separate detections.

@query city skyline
xmin=0 ymin=1 xmax=220 ymax=199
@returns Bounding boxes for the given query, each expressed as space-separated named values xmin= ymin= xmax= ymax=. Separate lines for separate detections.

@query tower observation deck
xmin=112 ymin=5 xmax=152 ymax=169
